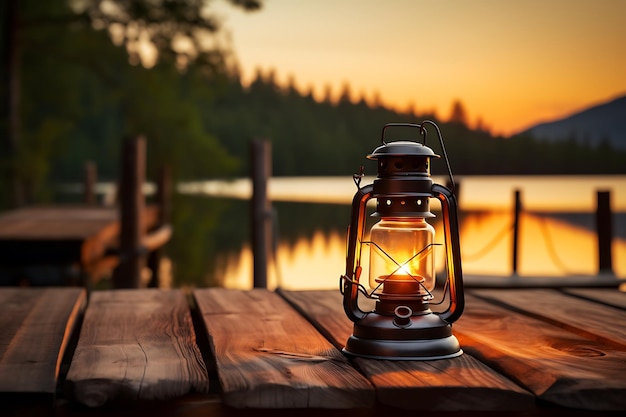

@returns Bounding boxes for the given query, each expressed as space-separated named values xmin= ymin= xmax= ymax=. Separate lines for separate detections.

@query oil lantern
xmin=340 ymin=121 xmax=464 ymax=360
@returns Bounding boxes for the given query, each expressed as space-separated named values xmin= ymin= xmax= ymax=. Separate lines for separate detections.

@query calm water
xmin=166 ymin=175 xmax=626 ymax=290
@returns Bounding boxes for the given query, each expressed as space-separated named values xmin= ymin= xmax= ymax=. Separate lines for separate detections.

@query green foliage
xmin=73 ymin=0 xmax=261 ymax=72
xmin=0 ymin=0 xmax=262 ymax=208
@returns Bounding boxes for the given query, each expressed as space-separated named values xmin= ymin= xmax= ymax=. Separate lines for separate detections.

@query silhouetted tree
xmin=448 ymin=99 xmax=468 ymax=126
xmin=337 ymin=82 xmax=353 ymax=105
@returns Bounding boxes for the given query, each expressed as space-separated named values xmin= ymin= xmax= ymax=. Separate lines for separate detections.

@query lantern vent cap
xmin=367 ymin=141 xmax=440 ymax=160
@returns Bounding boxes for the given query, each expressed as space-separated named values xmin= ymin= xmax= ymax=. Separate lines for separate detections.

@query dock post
xmin=596 ymin=190 xmax=613 ymax=275
xmin=512 ymin=189 xmax=522 ymax=276
xmin=113 ymin=136 xmax=146 ymax=288
xmin=83 ymin=161 xmax=97 ymax=205
xmin=147 ymin=165 xmax=171 ymax=288
xmin=251 ymin=139 xmax=272 ymax=289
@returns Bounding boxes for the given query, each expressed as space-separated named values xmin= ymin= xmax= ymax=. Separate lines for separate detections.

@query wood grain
xmin=0 ymin=288 xmax=85 ymax=396
xmin=562 ymin=288 xmax=626 ymax=310
xmin=280 ymin=289 xmax=533 ymax=411
xmin=65 ymin=289 xmax=208 ymax=407
xmin=0 ymin=206 xmax=118 ymax=239
xmin=193 ymin=288 xmax=374 ymax=409
xmin=470 ymin=289 xmax=626 ymax=348
xmin=0 ymin=205 xmax=160 ymax=268
xmin=456 ymin=293 xmax=626 ymax=410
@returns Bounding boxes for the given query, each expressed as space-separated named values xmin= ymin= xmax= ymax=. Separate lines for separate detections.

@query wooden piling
xmin=596 ymin=190 xmax=613 ymax=275
xmin=147 ymin=165 xmax=172 ymax=287
xmin=112 ymin=136 xmax=146 ymax=288
xmin=512 ymin=189 xmax=522 ymax=275
xmin=83 ymin=161 xmax=97 ymax=205
xmin=251 ymin=139 xmax=272 ymax=289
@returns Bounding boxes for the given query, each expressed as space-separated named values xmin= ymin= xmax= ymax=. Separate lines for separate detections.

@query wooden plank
xmin=0 ymin=206 xmax=159 ymax=241
xmin=0 ymin=288 xmax=86 ymax=396
xmin=193 ymin=288 xmax=374 ymax=409
xmin=470 ymin=289 xmax=626 ymax=348
xmin=280 ymin=290 xmax=533 ymax=411
xmin=0 ymin=206 xmax=161 ymax=273
xmin=562 ymin=288 xmax=626 ymax=310
xmin=0 ymin=207 xmax=119 ymax=270
xmin=456 ymin=293 xmax=626 ymax=410
xmin=141 ymin=224 xmax=173 ymax=252
xmin=0 ymin=206 xmax=118 ymax=239
xmin=65 ymin=289 xmax=208 ymax=407
xmin=463 ymin=273 xmax=621 ymax=288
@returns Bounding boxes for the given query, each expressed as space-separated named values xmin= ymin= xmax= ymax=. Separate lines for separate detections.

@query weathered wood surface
xmin=462 ymin=272 xmax=622 ymax=288
xmin=0 ymin=206 xmax=118 ymax=239
xmin=280 ymin=289 xmax=533 ymax=411
xmin=470 ymin=288 xmax=626 ymax=347
xmin=0 ymin=206 xmax=159 ymax=267
xmin=0 ymin=288 xmax=86 ymax=397
xmin=562 ymin=287 xmax=626 ymax=310
xmin=457 ymin=292 xmax=626 ymax=410
xmin=3 ymin=286 xmax=625 ymax=415
xmin=193 ymin=288 xmax=374 ymax=409
xmin=65 ymin=289 xmax=208 ymax=407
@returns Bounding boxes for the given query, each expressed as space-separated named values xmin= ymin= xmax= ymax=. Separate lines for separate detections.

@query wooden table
xmin=1 ymin=286 xmax=625 ymax=416
xmin=0 ymin=206 xmax=161 ymax=285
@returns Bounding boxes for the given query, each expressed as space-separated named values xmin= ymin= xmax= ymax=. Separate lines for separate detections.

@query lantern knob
xmin=393 ymin=306 xmax=413 ymax=327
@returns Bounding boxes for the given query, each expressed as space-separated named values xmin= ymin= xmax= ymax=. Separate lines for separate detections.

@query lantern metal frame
xmin=340 ymin=121 xmax=464 ymax=360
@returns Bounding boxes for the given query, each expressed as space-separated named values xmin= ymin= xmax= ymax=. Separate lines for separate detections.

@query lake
xmin=160 ymin=175 xmax=626 ymax=290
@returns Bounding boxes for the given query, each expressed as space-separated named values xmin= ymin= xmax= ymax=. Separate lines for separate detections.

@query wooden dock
xmin=0 ymin=205 xmax=170 ymax=286
xmin=1 ymin=286 xmax=625 ymax=416
xmin=0 ymin=136 xmax=172 ymax=288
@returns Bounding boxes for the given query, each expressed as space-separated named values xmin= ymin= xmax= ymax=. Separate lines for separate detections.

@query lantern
xmin=340 ymin=121 xmax=464 ymax=360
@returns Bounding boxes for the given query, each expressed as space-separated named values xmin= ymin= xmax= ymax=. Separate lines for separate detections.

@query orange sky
xmin=213 ymin=0 xmax=626 ymax=136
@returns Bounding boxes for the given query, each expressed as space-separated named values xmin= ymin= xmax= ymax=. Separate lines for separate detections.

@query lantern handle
xmin=380 ymin=123 xmax=425 ymax=145
xmin=380 ymin=122 xmax=456 ymax=193
xmin=420 ymin=120 xmax=456 ymax=194
xmin=342 ymin=183 xmax=374 ymax=322
xmin=432 ymin=183 xmax=465 ymax=323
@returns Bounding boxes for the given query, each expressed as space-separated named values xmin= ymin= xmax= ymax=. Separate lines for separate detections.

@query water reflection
xmin=166 ymin=176 xmax=626 ymax=289
xmin=180 ymin=175 xmax=626 ymax=211
xmin=219 ymin=230 xmax=347 ymax=290
xmin=55 ymin=176 xmax=626 ymax=289
xmin=194 ymin=202 xmax=626 ymax=290
xmin=460 ymin=211 xmax=626 ymax=277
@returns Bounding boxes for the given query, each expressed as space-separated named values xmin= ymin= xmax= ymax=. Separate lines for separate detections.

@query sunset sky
xmin=213 ymin=0 xmax=626 ymax=136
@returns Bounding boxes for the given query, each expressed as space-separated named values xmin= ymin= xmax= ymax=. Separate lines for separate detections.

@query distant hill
xmin=519 ymin=94 xmax=626 ymax=150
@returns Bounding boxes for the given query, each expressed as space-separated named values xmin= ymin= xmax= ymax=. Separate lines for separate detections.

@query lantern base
xmin=343 ymin=311 xmax=462 ymax=361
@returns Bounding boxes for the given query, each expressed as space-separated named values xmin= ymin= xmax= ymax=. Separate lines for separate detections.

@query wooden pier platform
xmin=1 ymin=286 xmax=625 ymax=416
xmin=0 ymin=205 xmax=169 ymax=286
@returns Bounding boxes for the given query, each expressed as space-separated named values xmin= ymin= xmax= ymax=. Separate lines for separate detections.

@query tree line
xmin=205 ymin=72 xmax=626 ymax=179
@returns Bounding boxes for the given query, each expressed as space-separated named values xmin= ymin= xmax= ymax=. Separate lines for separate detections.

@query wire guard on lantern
xmin=340 ymin=242 xmax=443 ymax=301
